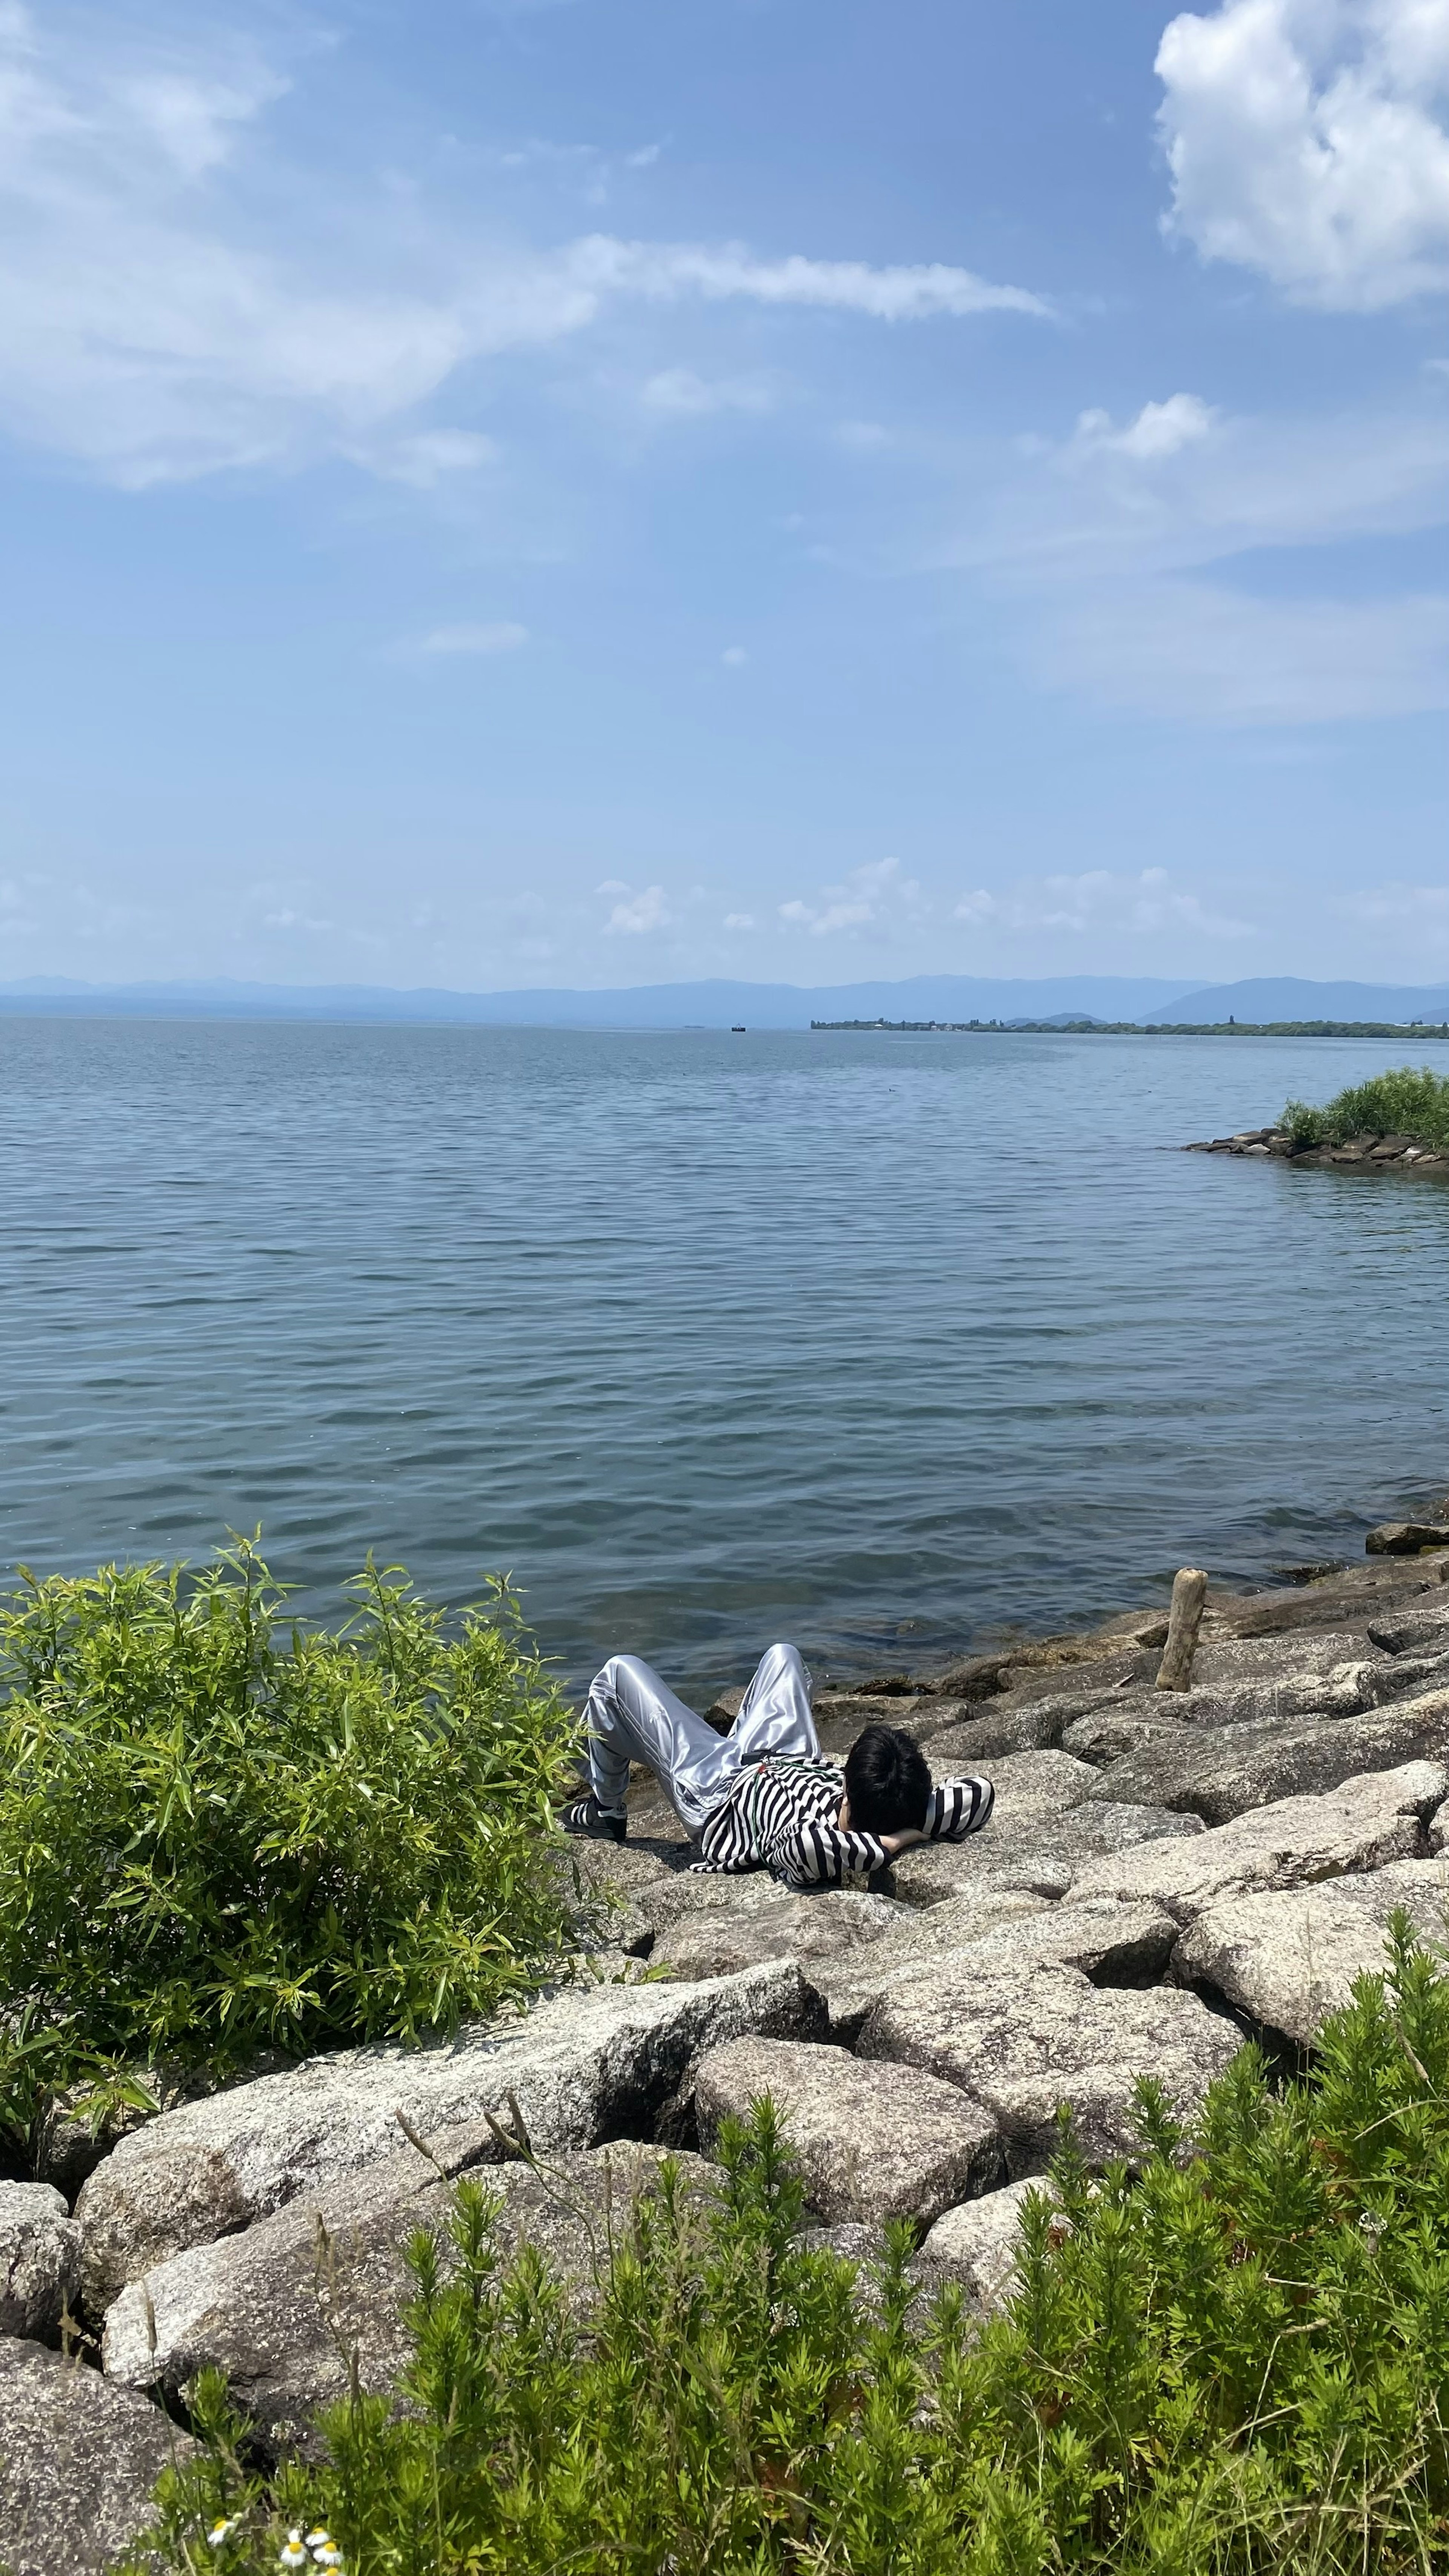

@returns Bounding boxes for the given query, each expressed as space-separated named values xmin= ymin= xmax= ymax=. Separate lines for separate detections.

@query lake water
xmin=2 ymin=1013 xmax=1447 ymax=1699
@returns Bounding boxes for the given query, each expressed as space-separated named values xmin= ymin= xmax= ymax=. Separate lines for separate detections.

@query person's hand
xmin=878 ymin=1826 xmax=929 ymax=1857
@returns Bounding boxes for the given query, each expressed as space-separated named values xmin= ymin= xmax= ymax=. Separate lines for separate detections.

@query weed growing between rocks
xmin=1283 ymin=1065 xmax=1449 ymax=1154
xmin=0 ymin=1541 xmax=578 ymax=2153
xmin=123 ymin=1918 xmax=1449 ymax=2573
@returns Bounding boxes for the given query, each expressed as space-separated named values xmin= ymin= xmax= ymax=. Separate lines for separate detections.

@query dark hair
xmin=843 ymin=1723 xmax=931 ymax=1834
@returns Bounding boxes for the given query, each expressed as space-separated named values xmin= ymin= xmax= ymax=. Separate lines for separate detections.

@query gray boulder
xmin=924 ymin=1687 xmax=1129 ymax=1762
xmin=1068 ymin=1761 xmax=1449 ymax=1923
xmin=815 ymin=1892 xmax=1055 ymax=2038
xmin=1368 ymin=1611 xmax=1449 ymax=1656
xmin=0 ymin=2185 xmax=82 ymax=2342
xmin=694 ymin=2037 xmax=1001 ymax=2225
xmin=825 ymin=1898 xmax=1177 ymax=2042
xmin=1172 ymin=1858 xmax=1449 ymax=2046
xmin=75 ymin=1961 xmax=820 ymax=2310
xmin=104 ymin=2143 xmax=721 ymax=2462
xmin=1083 ymin=1691 xmax=1449 ymax=1826
xmin=952 ymin=1897 xmax=1179 ymax=1984
xmin=977 ymin=1749 xmax=1102 ymax=1821
xmin=648 ymin=1886 xmax=901 ymax=1983
xmin=891 ymin=1801 xmax=1204 ymax=1905
xmin=858 ymin=1958 xmax=1240 ymax=2173
xmin=1367 ymin=1521 xmax=1449 ymax=1555
xmin=1060 ymin=1709 xmax=1186 ymax=1767
xmin=0 ymin=2337 xmax=194 ymax=2576
xmin=921 ymin=2177 xmax=1060 ymax=2309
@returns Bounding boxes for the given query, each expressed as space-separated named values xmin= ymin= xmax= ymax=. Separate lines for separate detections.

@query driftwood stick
xmin=1155 ymin=1568 xmax=1208 ymax=1692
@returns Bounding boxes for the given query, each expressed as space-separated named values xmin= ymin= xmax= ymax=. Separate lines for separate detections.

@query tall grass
xmin=128 ymin=1916 xmax=1449 ymax=2576
xmin=1283 ymin=1064 xmax=1449 ymax=1151
xmin=0 ymin=1540 xmax=578 ymax=2152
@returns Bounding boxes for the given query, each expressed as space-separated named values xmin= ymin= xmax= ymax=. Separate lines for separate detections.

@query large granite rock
xmin=1186 ymin=1629 xmax=1392 ymax=1686
xmin=0 ymin=2337 xmax=194 ymax=2575
xmin=814 ymin=1892 xmax=1055 ymax=2037
xmin=1084 ymin=1692 xmax=1449 ymax=1827
xmin=104 ymin=2143 xmax=721 ymax=2462
xmin=694 ymin=2036 xmax=1001 ymax=2226
xmin=924 ymin=1690 xmax=1128 ymax=1762
xmin=948 ymin=1897 xmax=1179 ymax=1984
xmin=75 ymin=1962 xmax=820 ymax=2311
xmin=1060 ymin=1709 xmax=1187 ymax=1767
xmin=0 ymin=2185 xmax=82 ymax=2342
xmin=647 ymin=1885 xmax=901 ymax=1982
xmin=1368 ymin=1610 xmax=1449 ymax=1656
xmin=891 ymin=1801 xmax=1204 ymax=1905
xmin=857 ymin=1958 xmax=1241 ymax=2173
xmin=824 ymin=1898 xmax=1177 ymax=2041
xmin=1172 ymin=1858 xmax=1449 ymax=2046
xmin=920 ymin=2177 xmax=1060 ymax=2309
xmin=976 ymin=1749 xmax=1102 ymax=1821
xmin=1068 ymin=1762 xmax=1449 ymax=1924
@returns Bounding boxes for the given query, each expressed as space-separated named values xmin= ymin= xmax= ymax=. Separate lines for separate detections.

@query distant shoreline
xmin=811 ymin=1018 xmax=1449 ymax=1039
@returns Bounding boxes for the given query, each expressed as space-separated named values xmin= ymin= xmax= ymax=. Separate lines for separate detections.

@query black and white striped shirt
xmin=691 ymin=1755 xmax=993 ymax=1890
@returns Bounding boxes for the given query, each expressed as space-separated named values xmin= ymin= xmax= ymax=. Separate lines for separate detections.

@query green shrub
xmin=1283 ymin=1063 xmax=1449 ymax=1151
xmin=125 ymin=1915 xmax=1449 ymax=2575
xmin=0 ymin=1541 xmax=578 ymax=2148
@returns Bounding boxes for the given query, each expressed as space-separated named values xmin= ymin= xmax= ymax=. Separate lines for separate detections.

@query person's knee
xmin=592 ymin=1654 xmax=658 ymax=1722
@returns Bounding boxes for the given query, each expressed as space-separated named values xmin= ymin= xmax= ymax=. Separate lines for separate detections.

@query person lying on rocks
xmin=562 ymin=1641 xmax=993 ymax=1889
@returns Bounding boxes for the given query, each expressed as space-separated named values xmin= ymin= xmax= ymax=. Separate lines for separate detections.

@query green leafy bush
xmin=1283 ymin=1063 xmax=1449 ymax=1151
xmin=127 ymin=1916 xmax=1449 ymax=2575
xmin=0 ymin=1541 xmax=578 ymax=2147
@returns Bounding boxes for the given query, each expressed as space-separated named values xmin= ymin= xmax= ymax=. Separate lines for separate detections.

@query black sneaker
xmin=561 ymin=1794 xmax=627 ymax=1844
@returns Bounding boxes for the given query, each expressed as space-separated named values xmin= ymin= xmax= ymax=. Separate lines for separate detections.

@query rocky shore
xmin=1188 ymin=1126 xmax=1449 ymax=1168
xmin=8 ymin=1526 xmax=1449 ymax=2569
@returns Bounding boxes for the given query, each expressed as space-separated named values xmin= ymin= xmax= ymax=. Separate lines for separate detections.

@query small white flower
xmin=279 ymin=2539 xmax=308 ymax=2572
xmin=304 ymin=2540 xmax=331 ymax=2556
xmin=315 ymin=2553 xmax=343 ymax=2571
xmin=208 ymin=2521 xmax=238 ymax=2549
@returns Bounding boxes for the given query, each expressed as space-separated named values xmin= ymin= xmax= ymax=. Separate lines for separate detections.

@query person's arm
xmin=768 ymin=1816 xmax=891 ymax=1890
xmin=922 ymin=1776 xmax=994 ymax=1842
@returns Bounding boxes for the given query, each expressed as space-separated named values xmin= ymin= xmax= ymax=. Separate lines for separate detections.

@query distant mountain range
xmin=3 ymin=972 xmax=1449 ymax=1029
xmin=1144 ymin=978 xmax=1449 ymax=1026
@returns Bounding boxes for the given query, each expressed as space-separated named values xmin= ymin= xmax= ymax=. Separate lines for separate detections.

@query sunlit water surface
xmin=2 ymin=1015 xmax=1446 ymax=1696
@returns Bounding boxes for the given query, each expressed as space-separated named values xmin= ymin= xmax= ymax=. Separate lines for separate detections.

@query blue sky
xmin=0 ymin=0 xmax=1445 ymax=991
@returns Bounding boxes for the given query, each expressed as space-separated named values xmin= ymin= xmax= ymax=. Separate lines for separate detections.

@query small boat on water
xmin=731 ymin=1024 xmax=746 ymax=1033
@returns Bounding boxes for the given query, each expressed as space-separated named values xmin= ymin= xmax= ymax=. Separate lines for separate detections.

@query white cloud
xmin=1157 ymin=0 xmax=1449 ymax=309
xmin=932 ymin=391 xmax=1449 ymax=724
xmin=365 ymin=429 xmax=498 ymax=486
xmin=778 ymin=854 xmax=924 ymax=938
xmin=723 ymin=911 xmax=755 ymax=928
xmin=411 ymin=621 xmax=528 ymax=657
xmin=955 ymin=868 xmax=1255 ymax=939
xmin=721 ymin=645 xmax=749 ymax=667
xmin=0 ymin=11 xmax=1045 ymax=485
xmin=577 ymin=238 xmax=1049 ymax=321
xmin=595 ymin=878 xmax=629 ymax=895
xmin=1071 ymin=393 xmax=1217 ymax=460
xmin=1032 ymin=581 xmax=1449 ymax=722
xmin=603 ymin=884 xmax=670 ymax=934
xmin=640 ymin=368 xmax=774 ymax=417
xmin=1334 ymin=881 xmax=1449 ymax=924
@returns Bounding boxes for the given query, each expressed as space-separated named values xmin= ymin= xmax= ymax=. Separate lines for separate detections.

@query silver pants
xmin=583 ymin=1642 xmax=818 ymax=1836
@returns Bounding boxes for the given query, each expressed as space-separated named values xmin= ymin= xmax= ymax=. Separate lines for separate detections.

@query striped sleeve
xmin=767 ymin=1819 xmax=890 ymax=1891
xmin=924 ymin=1775 xmax=994 ymax=1842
